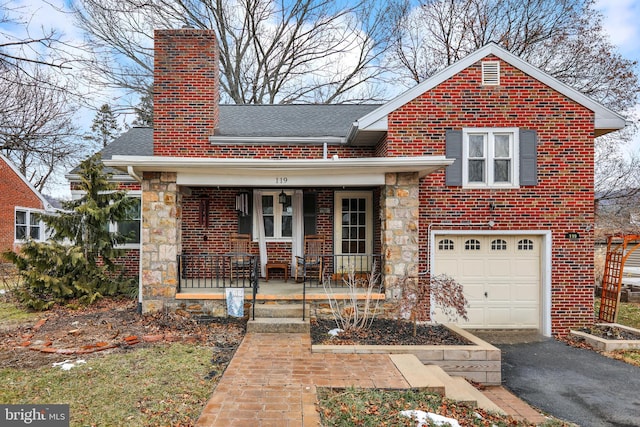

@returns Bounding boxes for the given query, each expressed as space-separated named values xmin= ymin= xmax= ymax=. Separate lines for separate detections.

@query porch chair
xmin=295 ymin=235 xmax=325 ymax=283
xmin=228 ymin=233 xmax=252 ymax=281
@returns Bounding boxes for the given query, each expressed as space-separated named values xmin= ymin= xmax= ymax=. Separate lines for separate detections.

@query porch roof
xmin=104 ymin=155 xmax=453 ymax=186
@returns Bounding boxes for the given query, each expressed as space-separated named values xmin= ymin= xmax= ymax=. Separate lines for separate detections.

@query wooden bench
xmin=265 ymin=263 xmax=288 ymax=282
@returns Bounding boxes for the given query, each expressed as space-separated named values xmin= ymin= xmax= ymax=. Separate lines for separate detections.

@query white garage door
xmin=432 ymin=235 xmax=541 ymax=329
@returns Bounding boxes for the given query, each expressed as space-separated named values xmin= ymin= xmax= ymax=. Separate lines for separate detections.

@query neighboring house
xmin=0 ymin=154 xmax=54 ymax=259
xmin=87 ymin=29 xmax=626 ymax=336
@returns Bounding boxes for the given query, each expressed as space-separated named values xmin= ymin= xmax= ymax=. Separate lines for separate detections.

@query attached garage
xmin=431 ymin=232 xmax=550 ymax=333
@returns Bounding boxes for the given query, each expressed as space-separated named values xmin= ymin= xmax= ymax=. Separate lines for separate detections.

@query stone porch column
xmin=140 ymin=172 xmax=182 ymax=313
xmin=381 ymin=172 xmax=420 ymax=297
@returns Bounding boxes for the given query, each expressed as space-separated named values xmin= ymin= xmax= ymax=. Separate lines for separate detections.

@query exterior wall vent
xmin=482 ymin=61 xmax=500 ymax=85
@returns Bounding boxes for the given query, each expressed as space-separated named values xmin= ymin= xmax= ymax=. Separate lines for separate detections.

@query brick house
xmin=0 ymin=154 xmax=53 ymax=259
xmin=93 ymin=29 xmax=626 ymax=337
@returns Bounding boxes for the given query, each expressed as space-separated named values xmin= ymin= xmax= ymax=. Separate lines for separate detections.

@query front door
xmin=334 ymin=191 xmax=373 ymax=273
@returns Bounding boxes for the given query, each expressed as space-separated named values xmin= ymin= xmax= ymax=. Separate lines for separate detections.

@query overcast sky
xmin=3 ymin=0 xmax=640 ymax=197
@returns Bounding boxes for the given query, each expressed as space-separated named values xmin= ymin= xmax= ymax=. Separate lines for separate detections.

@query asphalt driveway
xmin=499 ymin=339 xmax=640 ymax=426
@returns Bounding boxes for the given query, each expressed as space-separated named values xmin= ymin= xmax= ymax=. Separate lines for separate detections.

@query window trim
xmin=253 ymin=190 xmax=294 ymax=242
xmin=14 ymin=207 xmax=46 ymax=243
xmin=114 ymin=194 xmax=142 ymax=248
xmin=462 ymin=128 xmax=519 ymax=189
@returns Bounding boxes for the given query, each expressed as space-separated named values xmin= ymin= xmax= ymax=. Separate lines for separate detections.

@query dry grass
xmin=0 ymin=343 xmax=221 ymax=426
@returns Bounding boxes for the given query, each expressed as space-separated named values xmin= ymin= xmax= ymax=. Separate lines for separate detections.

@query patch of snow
xmin=328 ymin=328 xmax=343 ymax=336
xmin=53 ymin=359 xmax=86 ymax=371
xmin=400 ymin=410 xmax=461 ymax=427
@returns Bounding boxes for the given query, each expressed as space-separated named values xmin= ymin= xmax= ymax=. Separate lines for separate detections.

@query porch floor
xmin=177 ymin=279 xmax=386 ymax=301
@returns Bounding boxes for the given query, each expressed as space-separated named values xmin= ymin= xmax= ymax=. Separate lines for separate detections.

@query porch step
xmin=389 ymin=354 xmax=505 ymax=414
xmin=247 ymin=317 xmax=310 ymax=333
xmin=253 ymin=303 xmax=309 ymax=318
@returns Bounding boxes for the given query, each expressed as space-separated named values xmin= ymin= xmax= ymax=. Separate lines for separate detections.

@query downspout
xmin=127 ymin=166 xmax=142 ymax=183
xmin=126 ymin=166 xmax=144 ymax=314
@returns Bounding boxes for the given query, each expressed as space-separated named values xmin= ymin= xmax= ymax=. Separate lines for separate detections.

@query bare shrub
xmin=323 ymin=261 xmax=381 ymax=332
xmin=392 ymin=272 xmax=468 ymax=336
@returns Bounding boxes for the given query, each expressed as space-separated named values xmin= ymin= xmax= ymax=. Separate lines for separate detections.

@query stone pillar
xmin=140 ymin=172 xmax=181 ymax=313
xmin=381 ymin=172 xmax=420 ymax=297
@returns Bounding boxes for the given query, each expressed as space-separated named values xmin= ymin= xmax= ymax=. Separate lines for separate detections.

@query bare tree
xmin=0 ymin=68 xmax=80 ymax=193
xmin=0 ymin=1 xmax=74 ymax=84
xmin=71 ymin=0 xmax=398 ymax=104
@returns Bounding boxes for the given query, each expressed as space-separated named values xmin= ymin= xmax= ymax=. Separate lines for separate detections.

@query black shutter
xmin=445 ymin=130 xmax=463 ymax=186
xmin=303 ymin=192 xmax=317 ymax=235
xmin=519 ymin=129 xmax=538 ymax=186
xmin=238 ymin=190 xmax=253 ymax=235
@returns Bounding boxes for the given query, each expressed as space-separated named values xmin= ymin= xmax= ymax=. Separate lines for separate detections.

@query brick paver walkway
xmin=196 ymin=332 xmax=544 ymax=426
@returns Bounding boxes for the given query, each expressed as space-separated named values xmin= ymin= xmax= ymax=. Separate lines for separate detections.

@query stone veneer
xmin=382 ymin=172 xmax=420 ymax=296
xmin=141 ymin=172 xmax=182 ymax=313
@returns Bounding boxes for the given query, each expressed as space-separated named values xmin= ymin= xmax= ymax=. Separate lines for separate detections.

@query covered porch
xmin=104 ymin=155 xmax=452 ymax=315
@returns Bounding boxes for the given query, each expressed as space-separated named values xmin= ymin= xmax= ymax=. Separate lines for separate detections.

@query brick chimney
xmin=153 ymin=29 xmax=219 ymax=157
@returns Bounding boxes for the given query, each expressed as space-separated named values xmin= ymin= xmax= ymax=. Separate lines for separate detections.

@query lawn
xmin=0 ymin=344 xmax=221 ymax=426
xmin=317 ymin=388 xmax=571 ymax=427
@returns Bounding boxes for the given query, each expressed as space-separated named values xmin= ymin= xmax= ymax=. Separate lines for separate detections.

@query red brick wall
xmin=154 ymin=29 xmax=219 ymax=157
xmin=0 ymin=158 xmax=45 ymax=255
xmin=112 ymin=249 xmax=140 ymax=279
xmin=387 ymin=56 xmax=595 ymax=335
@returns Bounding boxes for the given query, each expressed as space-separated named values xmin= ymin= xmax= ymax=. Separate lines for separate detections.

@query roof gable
xmin=355 ymin=42 xmax=626 ymax=136
xmin=0 ymin=154 xmax=51 ymax=210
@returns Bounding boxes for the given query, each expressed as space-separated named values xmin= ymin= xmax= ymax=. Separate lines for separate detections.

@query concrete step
xmin=247 ymin=317 xmax=310 ymax=333
xmin=389 ymin=354 xmax=446 ymax=394
xmin=253 ymin=303 xmax=308 ymax=318
xmin=389 ymin=354 xmax=505 ymax=414
xmin=449 ymin=377 xmax=505 ymax=414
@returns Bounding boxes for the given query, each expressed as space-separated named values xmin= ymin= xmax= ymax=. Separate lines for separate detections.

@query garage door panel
xmin=433 ymin=234 xmax=541 ymax=329
xmin=486 ymin=259 xmax=512 ymax=276
xmin=460 ymin=260 xmax=485 ymax=276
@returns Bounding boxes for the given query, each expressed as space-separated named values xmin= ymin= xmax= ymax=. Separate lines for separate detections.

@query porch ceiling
xmin=105 ymin=155 xmax=453 ymax=186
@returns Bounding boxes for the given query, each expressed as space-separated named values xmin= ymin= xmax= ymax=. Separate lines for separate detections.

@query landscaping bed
xmin=311 ymin=319 xmax=501 ymax=385
xmin=0 ymin=297 xmax=246 ymax=369
xmin=570 ymin=323 xmax=640 ymax=351
xmin=0 ymin=297 xmax=246 ymax=426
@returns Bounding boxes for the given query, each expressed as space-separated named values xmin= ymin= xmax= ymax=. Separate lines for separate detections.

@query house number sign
xmin=276 ymin=177 xmax=288 ymax=184
xmin=565 ymin=232 xmax=580 ymax=240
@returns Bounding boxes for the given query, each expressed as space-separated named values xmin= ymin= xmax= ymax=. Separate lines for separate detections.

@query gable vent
xmin=482 ymin=61 xmax=500 ymax=85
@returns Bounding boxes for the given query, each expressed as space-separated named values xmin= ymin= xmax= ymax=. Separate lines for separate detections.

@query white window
xmin=256 ymin=191 xmax=293 ymax=240
xmin=463 ymin=128 xmax=519 ymax=188
xmin=116 ymin=197 xmax=141 ymax=244
xmin=15 ymin=208 xmax=45 ymax=242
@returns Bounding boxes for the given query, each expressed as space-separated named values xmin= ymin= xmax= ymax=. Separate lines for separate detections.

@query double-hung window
xmin=15 ymin=208 xmax=44 ymax=242
xmin=116 ymin=197 xmax=141 ymax=244
xmin=463 ymin=128 xmax=519 ymax=188
xmin=259 ymin=191 xmax=292 ymax=240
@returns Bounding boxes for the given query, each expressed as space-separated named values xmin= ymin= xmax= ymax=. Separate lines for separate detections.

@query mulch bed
xmin=310 ymin=318 xmax=471 ymax=346
xmin=0 ymin=297 xmax=246 ymax=369
xmin=579 ymin=324 xmax=640 ymax=340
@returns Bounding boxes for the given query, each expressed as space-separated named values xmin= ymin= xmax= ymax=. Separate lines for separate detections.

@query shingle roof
xmin=68 ymin=105 xmax=382 ymax=177
xmin=100 ymin=126 xmax=154 ymax=159
xmin=217 ymin=104 xmax=380 ymax=137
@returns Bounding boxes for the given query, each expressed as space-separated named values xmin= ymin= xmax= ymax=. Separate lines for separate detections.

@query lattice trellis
xmin=599 ymin=235 xmax=640 ymax=323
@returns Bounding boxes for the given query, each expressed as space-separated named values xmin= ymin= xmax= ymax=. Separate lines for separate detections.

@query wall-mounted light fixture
xmin=278 ymin=190 xmax=287 ymax=205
